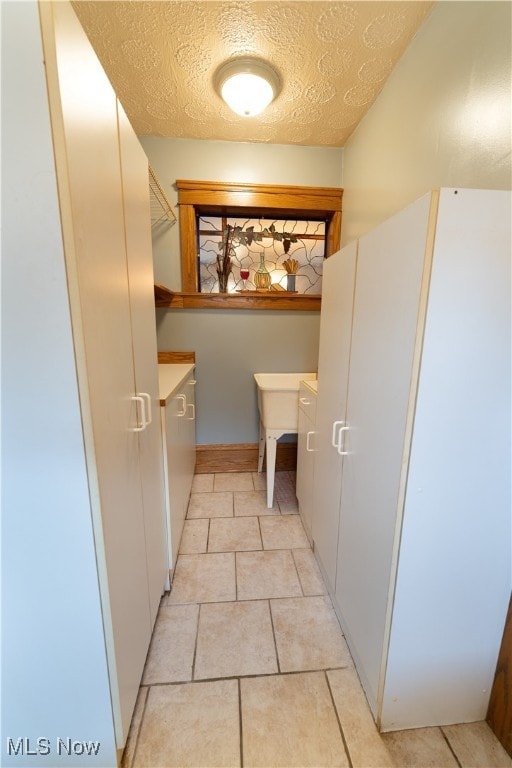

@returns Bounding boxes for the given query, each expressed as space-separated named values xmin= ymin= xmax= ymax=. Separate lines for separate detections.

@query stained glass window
xmin=198 ymin=215 xmax=326 ymax=294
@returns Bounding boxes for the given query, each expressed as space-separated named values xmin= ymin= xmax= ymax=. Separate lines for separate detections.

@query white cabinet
xmin=3 ymin=1 xmax=167 ymax=755
xmin=159 ymin=365 xmax=197 ymax=575
xmin=296 ymin=381 xmax=317 ymax=542
xmin=313 ymin=189 xmax=511 ymax=732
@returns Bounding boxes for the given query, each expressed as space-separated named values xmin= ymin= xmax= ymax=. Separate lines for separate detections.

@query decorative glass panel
xmin=198 ymin=215 xmax=326 ymax=294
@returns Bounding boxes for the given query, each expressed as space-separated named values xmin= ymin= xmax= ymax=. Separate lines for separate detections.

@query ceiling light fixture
xmin=214 ymin=58 xmax=280 ymax=118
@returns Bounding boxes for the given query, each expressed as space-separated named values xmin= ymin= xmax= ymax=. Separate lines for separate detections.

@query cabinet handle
xmin=306 ymin=431 xmax=316 ymax=452
xmin=337 ymin=426 xmax=349 ymax=456
xmin=300 ymin=397 xmax=311 ymax=405
xmin=187 ymin=402 xmax=195 ymax=420
xmin=332 ymin=420 xmax=344 ymax=448
xmin=189 ymin=379 xmax=197 ymax=385
xmin=138 ymin=392 xmax=152 ymax=425
xmin=131 ymin=395 xmax=147 ymax=432
xmin=176 ymin=394 xmax=186 ymax=416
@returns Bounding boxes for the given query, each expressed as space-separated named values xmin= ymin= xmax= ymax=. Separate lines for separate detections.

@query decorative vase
xmin=218 ymin=271 xmax=229 ymax=292
xmin=254 ymin=252 xmax=272 ymax=290
xmin=286 ymin=274 xmax=296 ymax=292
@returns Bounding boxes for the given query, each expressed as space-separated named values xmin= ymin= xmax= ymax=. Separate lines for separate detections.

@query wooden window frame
xmin=158 ymin=180 xmax=342 ymax=311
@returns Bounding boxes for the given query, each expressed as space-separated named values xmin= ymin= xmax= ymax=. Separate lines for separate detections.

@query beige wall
xmin=342 ymin=1 xmax=512 ymax=245
xmin=140 ymin=137 xmax=343 ymax=443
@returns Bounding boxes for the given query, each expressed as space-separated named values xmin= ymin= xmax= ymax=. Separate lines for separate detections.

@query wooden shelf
xmin=154 ymin=284 xmax=321 ymax=311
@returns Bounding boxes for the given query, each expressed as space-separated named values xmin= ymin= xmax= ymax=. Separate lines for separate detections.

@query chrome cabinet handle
xmin=337 ymin=426 xmax=349 ymax=456
xmin=131 ymin=395 xmax=147 ymax=432
xmin=176 ymin=394 xmax=186 ymax=416
xmin=306 ymin=431 xmax=316 ymax=452
xmin=332 ymin=420 xmax=344 ymax=448
xmin=187 ymin=402 xmax=195 ymax=420
xmin=138 ymin=392 xmax=152 ymax=425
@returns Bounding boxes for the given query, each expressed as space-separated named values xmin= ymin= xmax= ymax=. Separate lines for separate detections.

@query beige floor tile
xmin=179 ymin=519 xmax=209 ymax=554
xmin=252 ymin=472 xmax=266 ymax=490
xmin=169 ymin=553 xmax=236 ymax=604
xmin=236 ymin=550 xmax=303 ymax=600
xmin=442 ymin=721 xmax=512 ymax=767
xmin=327 ymin=668 xmax=394 ymax=768
xmin=191 ymin=473 xmax=214 ymax=493
xmin=271 ymin=596 xmax=353 ymax=672
xmin=260 ymin=515 xmax=310 ymax=549
xmin=134 ymin=680 xmax=240 ymax=768
xmin=194 ymin=601 xmax=278 ymax=680
xmin=275 ymin=472 xmax=299 ymax=514
xmin=187 ymin=491 xmax=233 ymax=518
xmin=122 ymin=686 xmax=148 ymax=768
xmin=208 ymin=516 xmax=262 ymax=552
xmin=382 ymin=726 xmax=459 ymax=767
xmin=292 ymin=548 xmax=327 ymax=595
xmin=241 ymin=671 xmax=349 ymax=767
xmin=142 ymin=604 xmax=199 ymax=684
xmin=214 ymin=472 xmax=254 ymax=491
xmin=234 ymin=490 xmax=279 ymax=516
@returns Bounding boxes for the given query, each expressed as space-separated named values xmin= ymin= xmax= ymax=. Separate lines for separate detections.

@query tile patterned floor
xmin=123 ymin=471 xmax=511 ymax=768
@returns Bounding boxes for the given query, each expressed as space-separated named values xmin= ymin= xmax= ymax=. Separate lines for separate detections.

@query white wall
xmin=1 ymin=3 xmax=116 ymax=764
xmin=140 ymin=137 xmax=343 ymax=444
xmin=341 ymin=1 xmax=512 ymax=245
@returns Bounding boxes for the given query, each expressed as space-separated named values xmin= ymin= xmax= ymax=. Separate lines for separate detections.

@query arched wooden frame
xmin=160 ymin=180 xmax=343 ymax=311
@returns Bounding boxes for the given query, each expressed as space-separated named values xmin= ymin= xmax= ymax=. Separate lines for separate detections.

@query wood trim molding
xmin=195 ymin=442 xmax=297 ymax=474
xmin=487 ymin=594 xmax=512 ymax=756
xmin=171 ymin=179 xmax=342 ymax=311
xmin=158 ymin=350 xmax=196 ymax=363
xmin=156 ymin=291 xmax=321 ymax=311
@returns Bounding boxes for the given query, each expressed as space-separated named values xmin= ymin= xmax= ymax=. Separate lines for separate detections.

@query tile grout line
xmin=238 ymin=677 xmax=244 ymax=768
xmin=191 ymin=602 xmax=202 ymax=682
xmin=235 ymin=551 xmax=239 ymax=602
xmin=440 ymin=726 xmax=463 ymax=767
xmin=325 ymin=670 xmax=354 ymax=768
xmin=143 ymin=667 xmax=351 ymax=688
xmin=129 ymin=685 xmax=150 ymax=768
xmin=206 ymin=518 xmax=211 ymax=553
xmin=291 ymin=548 xmax=306 ymax=597
xmin=268 ymin=598 xmax=282 ymax=675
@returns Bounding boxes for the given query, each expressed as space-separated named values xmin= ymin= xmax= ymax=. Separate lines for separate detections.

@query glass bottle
xmin=254 ymin=252 xmax=271 ymax=290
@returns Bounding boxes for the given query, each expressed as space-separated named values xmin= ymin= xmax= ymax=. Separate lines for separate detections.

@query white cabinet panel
xmin=296 ymin=382 xmax=317 ymax=541
xmin=313 ymin=188 xmax=511 ymax=732
xmin=381 ymin=189 xmax=511 ymax=729
xmin=118 ymin=103 xmax=167 ymax=629
xmin=160 ymin=368 xmax=197 ymax=574
xmin=335 ymin=193 xmax=432 ymax=709
xmin=47 ymin=2 xmax=152 ymax=742
xmin=312 ymin=240 xmax=357 ymax=591
xmin=40 ymin=1 xmax=168 ymax=747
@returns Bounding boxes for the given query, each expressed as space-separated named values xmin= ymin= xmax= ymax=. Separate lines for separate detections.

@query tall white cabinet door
xmin=42 ymin=2 xmax=151 ymax=743
xmin=118 ymin=103 xmax=167 ymax=629
xmin=381 ymin=189 xmax=511 ymax=729
xmin=312 ymin=241 xmax=357 ymax=591
xmin=335 ymin=193 xmax=435 ymax=711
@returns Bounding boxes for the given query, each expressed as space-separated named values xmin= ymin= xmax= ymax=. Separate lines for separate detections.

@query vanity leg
xmin=266 ymin=434 xmax=277 ymax=508
xmin=258 ymin=421 xmax=265 ymax=473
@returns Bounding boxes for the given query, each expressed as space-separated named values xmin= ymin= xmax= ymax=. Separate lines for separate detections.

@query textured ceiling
xmin=73 ymin=1 xmax=434 ymax=147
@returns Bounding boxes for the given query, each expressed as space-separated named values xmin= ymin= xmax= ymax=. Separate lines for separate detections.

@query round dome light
xmin=214 ymin=58 xmax=280 ymax=117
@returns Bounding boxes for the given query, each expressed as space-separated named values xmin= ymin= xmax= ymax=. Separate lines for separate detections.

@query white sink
xmin=254 ymin=372 xmax=317 ymax=431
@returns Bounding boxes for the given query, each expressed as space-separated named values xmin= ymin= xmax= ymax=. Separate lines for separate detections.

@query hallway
xmin=123 ymin=472 xmax=510 ymax=768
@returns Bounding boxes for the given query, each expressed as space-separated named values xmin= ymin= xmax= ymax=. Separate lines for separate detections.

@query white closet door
xmin=312 ymin=241 xmax=357 ymax=591
xmin=382 ymin=189 xmax=512 ymax=729
xmin=45 ymin=2 xmax=150 ymax=743
xmin=335 ymin=193 xmax=434 ymax=711
xmin=118 ymin=103 xmax=167 ymax=629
